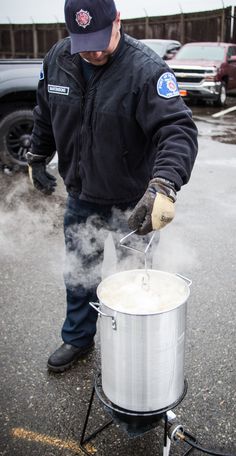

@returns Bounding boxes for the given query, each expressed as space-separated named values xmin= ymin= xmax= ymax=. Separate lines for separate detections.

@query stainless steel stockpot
xmin=90 ymin=269 xmax=191 ymax=412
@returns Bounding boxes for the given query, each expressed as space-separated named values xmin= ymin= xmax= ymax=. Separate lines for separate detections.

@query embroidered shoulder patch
xmin=157 ymin=72 xmax=179 ymax=99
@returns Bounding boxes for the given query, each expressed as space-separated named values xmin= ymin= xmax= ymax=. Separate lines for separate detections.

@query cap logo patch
xmin=157 ymin=72 xmax=179 ymax=99
xmin=75 ymin=9 xmax=92 ymax=28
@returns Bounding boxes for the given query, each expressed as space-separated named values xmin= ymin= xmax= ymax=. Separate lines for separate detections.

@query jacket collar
xmin=57 ymin=26 xmax=126 ymax=80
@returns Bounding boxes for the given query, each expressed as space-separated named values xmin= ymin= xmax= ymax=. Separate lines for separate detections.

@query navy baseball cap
xmin=64 ymin=0 xmax=117 ymax=54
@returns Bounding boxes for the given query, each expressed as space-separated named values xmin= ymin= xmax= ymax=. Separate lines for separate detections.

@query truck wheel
xmin=0 ymin=109 xmax=34 ymax=169
xmin=214 ymin=82 xmax=227 ymax=107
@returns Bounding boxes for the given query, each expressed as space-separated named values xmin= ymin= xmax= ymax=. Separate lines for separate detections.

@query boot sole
xmin=47 ymin=343 xmax=94 ymax=373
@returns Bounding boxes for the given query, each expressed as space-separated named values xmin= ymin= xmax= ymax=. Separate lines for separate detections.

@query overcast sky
xmin=0 ymin=0 xmax=236 ymax=23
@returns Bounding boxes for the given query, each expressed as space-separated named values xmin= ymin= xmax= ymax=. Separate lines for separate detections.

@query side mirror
xmin=164 ymin=43 xmax=181 ymax=60
xmin=164 ymin=52 xmax=173 ymax=60
xmin=228 ymin=55 xmax=236 ymax=63
xmin=165 ymin=51 xmax=178 ymax=60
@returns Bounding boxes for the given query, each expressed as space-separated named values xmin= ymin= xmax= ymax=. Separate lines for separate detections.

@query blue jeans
xmin=61 ymin=195 xmax=133 ymax=347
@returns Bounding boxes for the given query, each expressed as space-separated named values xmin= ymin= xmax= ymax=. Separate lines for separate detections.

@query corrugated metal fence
xmin=0 ymin=7 xmax=235 ymax=58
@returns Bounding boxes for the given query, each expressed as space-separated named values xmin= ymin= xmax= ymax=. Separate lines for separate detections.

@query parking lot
xmin=0 ymin=100 xmax=236 ymax=456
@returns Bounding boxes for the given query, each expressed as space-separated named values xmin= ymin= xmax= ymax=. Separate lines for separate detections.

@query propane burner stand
xmin=79 ymin=371 xmax=193 ymax=456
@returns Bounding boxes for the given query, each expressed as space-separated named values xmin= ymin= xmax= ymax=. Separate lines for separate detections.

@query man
xmin=27 ymin=0 xmax=198 ymax=373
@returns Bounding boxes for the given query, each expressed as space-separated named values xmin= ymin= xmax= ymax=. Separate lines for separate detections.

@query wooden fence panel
xmin=0 ymin=7 xmax=235 ymax=59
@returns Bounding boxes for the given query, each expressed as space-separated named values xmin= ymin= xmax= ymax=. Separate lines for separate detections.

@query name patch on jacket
xmin=48 ymin=85 xmax=70 ymax=96
xmin=157 ymin=72 xmax=179 ymax=99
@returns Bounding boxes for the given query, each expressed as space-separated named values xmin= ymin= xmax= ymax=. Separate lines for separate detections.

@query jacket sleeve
xmin=30 ymin=56 xmax=56 ymax=159
xmin=135 ymin=67 xmax=198 ymax=191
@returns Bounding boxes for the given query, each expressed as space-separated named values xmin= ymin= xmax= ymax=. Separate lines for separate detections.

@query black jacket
xmin=31 ymin=32 xmax=198 ymax=205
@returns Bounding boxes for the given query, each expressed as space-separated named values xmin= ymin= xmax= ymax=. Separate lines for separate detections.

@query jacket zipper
xmin=57 ymin=60 xmax=86 ymax=182
xmin=56 ymin=58 xmax=114 ymax=187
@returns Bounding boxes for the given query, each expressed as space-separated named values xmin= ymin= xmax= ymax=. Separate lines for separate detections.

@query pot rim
xmin=99 ymin=300 xmax=187 ymax=316
xmin=97 ymin=269 xmax=190 ymax=316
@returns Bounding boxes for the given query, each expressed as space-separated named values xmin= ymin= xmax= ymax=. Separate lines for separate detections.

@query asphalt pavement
xmin=0 ymin=102 xmax=236 ymax=456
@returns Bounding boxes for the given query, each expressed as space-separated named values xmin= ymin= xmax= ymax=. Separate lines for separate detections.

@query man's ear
xmin=115 ymin=11 xmax=121 ymax=26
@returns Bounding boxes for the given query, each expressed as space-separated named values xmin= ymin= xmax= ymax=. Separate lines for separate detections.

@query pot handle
xmin=89 ymin=302 xmax=117 ymax=330
xmin=175 ymin=273 xmax=192 ymax=287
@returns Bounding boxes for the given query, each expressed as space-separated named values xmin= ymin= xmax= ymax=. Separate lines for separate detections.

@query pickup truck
xmin=168 ymin=42 xmax=236 ymax=106
xmin=0 ymin=59 xmax=41 ymax=170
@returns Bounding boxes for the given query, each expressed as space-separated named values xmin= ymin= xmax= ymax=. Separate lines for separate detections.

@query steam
xmin=0 ymin=177 xmax=65 ymax=283
xmin=63 ymin=208 xmax=152 ymax=289
xmin=101 ymin=232 xmax=117 ymax=279
xmin=0 ymin=176 xmax=198 ymax=293
xmin=63 ymin=207 xmax=195 ymax=290
xmin=152 ymin=227 xmax=198 ymax=273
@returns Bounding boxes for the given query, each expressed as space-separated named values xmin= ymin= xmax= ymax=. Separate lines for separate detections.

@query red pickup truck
xmin=168 ymin=42 xmax=236 ymax=106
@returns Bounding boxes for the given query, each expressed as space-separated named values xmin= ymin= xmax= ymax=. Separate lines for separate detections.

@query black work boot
xmin=47 ymin=342 xmax=94 ymax=373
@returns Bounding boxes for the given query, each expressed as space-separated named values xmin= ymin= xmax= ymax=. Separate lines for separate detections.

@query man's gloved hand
xmin=128 ymin=178 xmax=177 ymax=235
xmin=27 ymin=151 xmax=57 ymax=195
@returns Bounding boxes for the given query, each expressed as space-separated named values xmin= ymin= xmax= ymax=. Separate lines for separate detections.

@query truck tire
xmin=214 ymin=82 xmax=227 ymax=107
xmin=0 ymin=109 xmax=34 ymax=169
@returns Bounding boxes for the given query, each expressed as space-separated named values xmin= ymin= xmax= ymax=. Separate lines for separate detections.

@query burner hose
xmin=176 ymin=431 xmax=235 ymax=456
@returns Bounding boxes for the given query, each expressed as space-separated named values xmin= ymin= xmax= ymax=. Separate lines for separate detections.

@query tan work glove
xmin=128 ymin=178 xmax=176 ymax=235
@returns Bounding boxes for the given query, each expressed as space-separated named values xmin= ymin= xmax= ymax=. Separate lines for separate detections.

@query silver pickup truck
xmin=0 ymin=59 xmax=41 ymax=170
